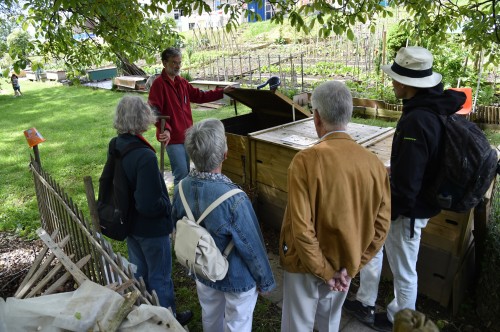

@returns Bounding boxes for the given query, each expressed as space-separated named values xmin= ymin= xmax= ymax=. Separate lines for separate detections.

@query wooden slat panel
xmin=257 ymin=183 xmax=288 ymax=209
xmin=37 ymin=228 xmax=88 ymax=285
xmin=226 ymin=134 xmax=247 ymax=154
xmin=255 ymin=184 xmax=288 ymax=230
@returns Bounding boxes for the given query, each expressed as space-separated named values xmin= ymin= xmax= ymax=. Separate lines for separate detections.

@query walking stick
xmin=157 ymin=116 xmax=169 ymax=175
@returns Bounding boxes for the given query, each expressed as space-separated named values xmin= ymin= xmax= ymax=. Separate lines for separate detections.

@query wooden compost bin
xmin=248 ymin=117 xmax=395 ymax=229
xmin=221 ymin=88 xmax=310 ymax=186
xmin=46 ymin=70 xmax=67 ymax=81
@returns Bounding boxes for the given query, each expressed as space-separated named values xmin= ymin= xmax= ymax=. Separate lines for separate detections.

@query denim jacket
xmin=172 ymin=170 xmax=276 ymax=293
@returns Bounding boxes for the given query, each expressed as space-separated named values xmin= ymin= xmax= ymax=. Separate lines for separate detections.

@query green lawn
xmin=0 ymin=78 xmax=250 ymax=238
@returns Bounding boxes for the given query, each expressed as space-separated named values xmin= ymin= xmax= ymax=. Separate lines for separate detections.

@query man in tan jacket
xmin=279 ymin=81 xmax=391 ymax=332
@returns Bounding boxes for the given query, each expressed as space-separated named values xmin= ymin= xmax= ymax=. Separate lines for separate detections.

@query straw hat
xmin=381 ymin=46 xmax=442 ymax=88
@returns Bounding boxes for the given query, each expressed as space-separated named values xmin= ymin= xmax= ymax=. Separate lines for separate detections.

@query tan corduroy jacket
xmin=279 ymin=132 xmax=391 ymax=281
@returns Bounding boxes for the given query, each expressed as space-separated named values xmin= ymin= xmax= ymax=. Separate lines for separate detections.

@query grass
xmin=0 ymin=79 xmax=250 ymax=239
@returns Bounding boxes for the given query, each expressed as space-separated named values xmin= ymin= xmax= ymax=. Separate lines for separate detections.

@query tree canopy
xmin=1 ymin=0 xmax=499 ymax=73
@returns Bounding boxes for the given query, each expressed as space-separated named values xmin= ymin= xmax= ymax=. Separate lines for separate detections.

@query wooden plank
xmin=422 ymin=209 xmax=474 ymax=257
xmin=43 ymin=254 xmax=92 ymax=295
xmin=226 ymin=134 xmax=247 ymax=154
xmin=255 ymin=184 xmax=288 ymax=230
xmin=15 ymin=235 xmax=70 ymax=298
xmin=352 ymin=97 xmax=387 ymax=109
xmin=363 ymin=129 xmax=394 ymax=164
xmin=222 ymin=159 xmax=244 ymax=175
xmin=251 ymin=119 xmax=391 ymax=150
xmin=225 ymin=88 xmax=310 ymax=119
xmin=109 ymin=279 xmax=135 ymax=293
xmin=360 ymin=128 xmax=395 ymax=147
xmin=25 ymin=254 xmax=74 ymax=298
xmin=255 ymin=165 xmax=288 ymax=191
xmin=353 ymin=107 xmax=402 ymax=121
xmin=257 ymin=183 xmax=288 ymax=208
xmin=37 ymin=228 xmax=88 ymax=285
xmin=15 ymin=229 xmax=59 ymax=295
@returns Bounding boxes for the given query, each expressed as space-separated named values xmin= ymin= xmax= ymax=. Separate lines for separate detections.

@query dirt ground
xmin=0 ymin=230 xmax=487 ymax=331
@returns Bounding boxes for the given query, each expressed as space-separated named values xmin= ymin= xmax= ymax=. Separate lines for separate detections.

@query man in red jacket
xmin=148 ymin=47 xmax=235 ymax=185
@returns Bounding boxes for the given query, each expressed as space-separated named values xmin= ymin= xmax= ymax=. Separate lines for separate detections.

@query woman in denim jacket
xmin=172 ymin=118 xmax=276 ymax=332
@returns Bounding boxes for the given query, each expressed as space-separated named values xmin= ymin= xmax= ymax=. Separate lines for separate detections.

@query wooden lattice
xmin=29 ymin=159 xmax=159 ymax=307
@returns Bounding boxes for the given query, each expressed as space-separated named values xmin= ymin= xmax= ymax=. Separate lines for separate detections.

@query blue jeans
xmin=127 ymin=234 xmax=175 ymax=311
xmin=167 ymin=144 xmax=190 ymax=186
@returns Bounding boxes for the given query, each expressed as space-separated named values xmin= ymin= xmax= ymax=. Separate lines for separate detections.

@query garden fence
xmin=351 ymin=98 xmax=500 ymax=128
xmin=29 ymin=158 xmax=159 ymax=306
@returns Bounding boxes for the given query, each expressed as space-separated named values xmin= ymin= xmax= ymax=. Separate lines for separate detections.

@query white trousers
xmin=196 ymin=281 xmax=258 ymax=332
xmin=281 ymin=271 xmax=348 ymax=332
xmin=356 ymin=247 xmax=384 ymax=307
xmin=356 ymin=216 xmax=429 ymax=322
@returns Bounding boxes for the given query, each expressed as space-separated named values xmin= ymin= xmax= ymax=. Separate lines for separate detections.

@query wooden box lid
xmin=225 ymin=88 xmax=310 ymax=120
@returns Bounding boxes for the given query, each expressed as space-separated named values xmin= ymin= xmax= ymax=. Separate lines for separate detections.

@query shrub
xmin=386 ymin=23 xmax=410 ymax=60
xmin=476 ymin=185 xmax=500 ymax=328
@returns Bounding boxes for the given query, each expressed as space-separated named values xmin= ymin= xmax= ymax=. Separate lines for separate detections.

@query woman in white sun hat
xmin=344 ymin=46 xmax=467 ymax=332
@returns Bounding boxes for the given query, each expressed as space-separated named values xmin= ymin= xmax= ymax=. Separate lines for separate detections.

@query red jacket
xmin=148 ymin=70 xmax=224 ymax=144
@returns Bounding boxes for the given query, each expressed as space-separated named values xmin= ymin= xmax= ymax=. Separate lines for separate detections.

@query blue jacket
xmin=172 ymin=171 xmax=276 ymax=293
xmin=116 ymin=134 xmax=173 ymax=237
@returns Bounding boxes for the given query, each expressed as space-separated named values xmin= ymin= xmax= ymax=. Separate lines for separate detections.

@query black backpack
xmin=426 ymin=111 xmax=498 ymax=212
xmin=97 ymin=137 xmax=151 ymax=241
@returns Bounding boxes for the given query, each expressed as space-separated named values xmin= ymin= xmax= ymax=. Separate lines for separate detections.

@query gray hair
xmin=161 ymin=47 xmax=182 ymax=61
xmin=113 ymin=95 xmax=156 ymax=135
xmin=185 ymin=118 xmax=227 ymax=172
xmin=311 ymin=81 xmax=353 ymax=127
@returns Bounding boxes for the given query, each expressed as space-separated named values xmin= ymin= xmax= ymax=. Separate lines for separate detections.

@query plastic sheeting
xmin=0 ymin=280 xmax=183 ymax=332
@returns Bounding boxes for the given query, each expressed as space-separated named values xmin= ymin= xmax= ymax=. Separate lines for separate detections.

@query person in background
xmin=344 ymin=46 xmax=466 ymax=332
xmin=148 ymin=47 xmax=235 ymax=186
xmin=112 ymin=95 xmax=193 ymax=327
xmin=279 ymin=81 xmax=391 ymax=332
xmin=11 ymin=74 xmax=22 ymax=97
xmin=171 ymin=118 xmax=276 ymax=332
xmin=35 ymin=67 xmax=43 ymax=81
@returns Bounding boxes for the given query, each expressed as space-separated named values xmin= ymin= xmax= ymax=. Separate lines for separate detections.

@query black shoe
xmin=176 ymin=310 xmax=193 ymax=326
xmin=373 ymin=312 xmax=393 ymax=332
xmin=343 ymin=298 xmax=375 ymax=325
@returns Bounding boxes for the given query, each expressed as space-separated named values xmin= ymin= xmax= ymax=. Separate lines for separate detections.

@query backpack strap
xmin=179 ymin=179 xmax=243 ymax=257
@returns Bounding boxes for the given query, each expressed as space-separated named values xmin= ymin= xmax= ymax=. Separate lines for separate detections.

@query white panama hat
xmin=381 ymin=46 xmax=442 ymax=88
